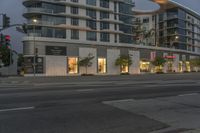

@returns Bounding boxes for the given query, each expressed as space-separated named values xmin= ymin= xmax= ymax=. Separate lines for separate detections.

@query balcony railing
xmin=167 ymin=15 xmax=178 ymax=20
xmin=26 ymin=7 xmax=54 ymax=14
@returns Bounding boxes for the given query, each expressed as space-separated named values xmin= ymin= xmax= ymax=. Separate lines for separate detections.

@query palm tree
xmin=151 ymin=57 xmax=166 ymax=73
xmin=143 ymin=28 xmax=155 ymax=46
xmin=78 ymin=53 xmax=94 ymax=75
xmin=190 ymin=58 xmax=200 ymax=72
xmin=115 ymin=55 xmax=132 ymax=74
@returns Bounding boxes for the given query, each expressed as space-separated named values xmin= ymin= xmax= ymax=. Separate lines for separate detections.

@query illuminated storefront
xmin=98 ymin=58 xmax=106 ymax=74
xmin=121 ymin=65 xmax=129 ymax=73
xmin=167 ymin=61 xmax=173 ymax=72
xmin=185 ymin=61 xmax=191 ymax=72
xmin=179 ymin=61 xmax=183 ymax=72
xmin=67 ymin=57 xmax=78 ymax=74
xmin=140 ymin=61 xmax=151 ymax=72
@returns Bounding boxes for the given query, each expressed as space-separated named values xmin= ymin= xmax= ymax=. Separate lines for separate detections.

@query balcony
xmin=27 ymin=20 xmax=55 ymax=26
xmin=166 ymin=15 xmax=178 ymax=20
xmin=23 ymin=0 xmax=64 ymax=6
xmin=26 ymin=7 xmax=54 ymax=14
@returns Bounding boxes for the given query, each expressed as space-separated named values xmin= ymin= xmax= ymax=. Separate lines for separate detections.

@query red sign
xmin=164 ymin=56 xmax=176 ymax=59
xmin=5 ymin=35 xmax=11 ymax=41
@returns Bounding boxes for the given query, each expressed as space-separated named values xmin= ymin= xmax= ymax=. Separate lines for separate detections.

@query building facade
xmin=22 ymin=0 xmax=200 ymax=76
xmin=135 ymin=0 xmax=200 ymax=73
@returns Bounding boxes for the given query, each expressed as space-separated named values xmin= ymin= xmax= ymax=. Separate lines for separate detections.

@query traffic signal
xmin=5 ymin=35 xmax=11 ymax=49
xmin=3 ymin=14 xmax=10 ymax=28
xmin=0 ymin=34 xmax=5 ymax=45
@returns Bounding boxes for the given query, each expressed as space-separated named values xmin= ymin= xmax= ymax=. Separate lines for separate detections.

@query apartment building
xmin=22 ymin=0 xmax=200 ymax=76
xmin=23 ymin=0 xmax=139 ymax=76
xmin=135 ymin=0 xmax=200 ymax=73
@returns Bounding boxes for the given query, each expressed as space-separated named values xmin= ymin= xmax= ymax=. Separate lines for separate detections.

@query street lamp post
xmin=169 ymin=35 xmax=179 ymax=72
xmin=33 ymin=19 xmax=37 ymax=77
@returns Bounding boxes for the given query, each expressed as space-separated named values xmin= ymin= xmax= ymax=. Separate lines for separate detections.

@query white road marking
xmin=178 ymin=93 xmax=199 ymax=97
xmin=0 ymin=106 xmax=35 ymax=113
xmin=76 ymin=89 xmax=94 ymax=92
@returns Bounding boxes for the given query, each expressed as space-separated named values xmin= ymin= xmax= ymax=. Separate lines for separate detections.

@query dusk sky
xmin=0 ymin=0 xmax=200 ymax=53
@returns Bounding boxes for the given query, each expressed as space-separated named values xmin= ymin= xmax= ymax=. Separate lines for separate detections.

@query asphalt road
xmin=0 ymin=73 xmax=200 ymax=133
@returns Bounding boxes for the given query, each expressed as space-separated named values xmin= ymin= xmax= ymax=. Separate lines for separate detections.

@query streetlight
xmin=33 ymin=18 xmax=37 ymax=77
xmin=168 ymin=35 xmax=179 ymax=72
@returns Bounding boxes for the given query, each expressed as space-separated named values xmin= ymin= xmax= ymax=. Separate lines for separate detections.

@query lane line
xmin=178 ymin=93 xmax=199 ymax=97
xmin=0 ymin=106 xmax=35 ymax=113
xmin=76 ymin=89 xmax=94 ymax=92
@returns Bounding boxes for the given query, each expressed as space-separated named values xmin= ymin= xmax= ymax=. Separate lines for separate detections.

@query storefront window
xmin=98 ymin=58 xmax=106 ymax=73
xmin=67 ymin=57 xmax=78 ymax=74
xmin=167 ymin=60 xmax=173 ymax=72
xmin=185 ymin=61 xmax=191 ymax=72
xmin=140 ymin=61 xmax=150 ymax=72
xmin=179 ymin=61 xmax=183 ymax=72
xmin=121 ymin=65 xmax=129 ymax=73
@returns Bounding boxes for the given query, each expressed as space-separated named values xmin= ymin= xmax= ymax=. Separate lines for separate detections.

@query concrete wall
xmin=129 ymin=50 xmax=140 ymax=74
xmin=163 ymin=53 xmax=168 ymax=73
xmin=79 ymin=47 xmax=97 ymax=74
xmin=107 ymin=49 xmax=120 ymax=75
xmin=173 ymin=54 xmax=179 ymax=72
xmin=46 ymin=56 xmax=67 ymax=76
xmin=0 ymin=53 xmax=18 ymax=76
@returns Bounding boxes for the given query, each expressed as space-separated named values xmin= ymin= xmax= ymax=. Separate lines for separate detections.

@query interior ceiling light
xmin=153 ymin=0 xmax=168 ymax=4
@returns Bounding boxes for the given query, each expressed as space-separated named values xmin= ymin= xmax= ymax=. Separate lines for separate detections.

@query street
xmin=0 ymin=73 xmax=200 ymax=133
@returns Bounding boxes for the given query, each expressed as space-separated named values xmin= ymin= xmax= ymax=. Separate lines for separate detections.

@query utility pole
xmin=33 ymin=19 xmax=37 ymax=77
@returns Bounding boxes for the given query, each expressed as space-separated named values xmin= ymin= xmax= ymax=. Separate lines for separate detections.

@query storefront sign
xmin=164 ymin=56 xmax=176 ymax=59
xmin=24 ymin=57 xmax=44 ymax=74
xmin=36 ymin=57 xmax=44 ymax=74
xmin=24 ymin=57 xmax=34 ymax=74
xmin=46 ymin=46 xmax=66 ymax=56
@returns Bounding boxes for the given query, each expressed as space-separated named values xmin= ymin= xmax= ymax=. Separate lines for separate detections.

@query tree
xmin=17 ymin=54 xmax=24 ymax=67
xmin=190 ymin=58 xmax=200 ymax=72
xmin=115 ymin=55 xmax=132 ymax=73
xmin=151 ymin=57 xmax=166 ymax=73
xmin=78 ymin=53 xmax=94 ymax=75
xmin=134 ymin=21 xmax=155 ymax=46
xmin=0 ymin=45 xmax=12 ymax=67
xmin=143 ymin=28 xmax=155 ymax=46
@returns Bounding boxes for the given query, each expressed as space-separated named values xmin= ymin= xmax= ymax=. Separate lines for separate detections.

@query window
xmin=71 ymin=6 xmax=78 ymax=14
xmin=114 ymin=2 xmax=117 ymax=12
xmin=100 ymin=22 xmax=109 ymax=30
xmin=100 ymin=0 xmax=109 ymax=8
xmin=100 ymin=11 xmax=109 ymax=19
xmin=67 ymin=57 xmax=78 ymax=74
xmin=86 ymin=0 xmax=96 ymax=6
xmin=71 ymin=0 xmax=78 ymax=2
xmin=87 ymin=31 xmax=97 ymax=41
xmin=114 ymin=24 xmax=117 ymax=30
xmin=121 ymin=65 xmax=129 ymax=73
xmin=143 ymin=18 xmax=149 ymax=23
xmin=98 ymin=58 xmax=106 ymax=73
xmin=86 ymin=20 xmax=97 ymax=29
xmin=71 ymin=29 xmax=79 ymax=39
xmin=140 ymin=61 xmax=150 ymax=72
xmin=100 ymin=32 xmax=110 ymax=42
xmin=71 ymin=18 xmax=79 ymax=25
xmin=114 ymin=15 xmax=117 ymax=20
xmin=114 ymin=34 xmax=117 ymax=43
xmin=86 ymin=9 xmax=96 ymax=19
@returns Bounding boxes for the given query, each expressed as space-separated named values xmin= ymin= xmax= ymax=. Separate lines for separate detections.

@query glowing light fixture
xmin=33 ymin=19 xmax=37 ymax=23
xmin=154 ymin=0 xmax=168 ymax=4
